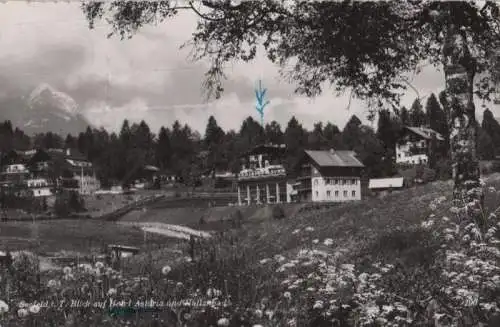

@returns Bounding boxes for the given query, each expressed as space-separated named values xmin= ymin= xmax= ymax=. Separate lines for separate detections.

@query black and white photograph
xmin=1 ymin=0 xmax=500 ymax=326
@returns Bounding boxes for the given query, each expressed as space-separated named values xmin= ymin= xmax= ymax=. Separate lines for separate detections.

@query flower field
xmin=1 ymin=177 xmax=500 ymax=326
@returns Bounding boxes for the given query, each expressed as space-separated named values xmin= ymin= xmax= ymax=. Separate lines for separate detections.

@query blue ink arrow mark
xmin=255 ymin=80 xmax=270 ymax=126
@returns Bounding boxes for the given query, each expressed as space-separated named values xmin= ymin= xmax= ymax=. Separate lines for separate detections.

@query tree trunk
xmin=442 ymin=24 xmax=484 ymax=221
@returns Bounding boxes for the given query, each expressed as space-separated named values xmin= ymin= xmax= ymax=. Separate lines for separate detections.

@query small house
xmin=368 ymin=177 xmax=405 ymax=196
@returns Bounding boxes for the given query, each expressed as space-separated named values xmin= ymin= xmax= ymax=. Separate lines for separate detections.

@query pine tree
xmin=481 ymin=109 xmax=500 ymax=152
xmin=478 ymin=127 xmax=495 ymax=160
xmin=409 ymin=99 xmax=426 ymax=127
xmin=156 ymin=127 xmax=172 ymax=171
xmin=264 ymin=121 xmax=284 ymax=145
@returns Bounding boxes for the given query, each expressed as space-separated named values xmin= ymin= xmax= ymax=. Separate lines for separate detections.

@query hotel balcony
xmin=238 ymin=165 xmax=286 ymax=181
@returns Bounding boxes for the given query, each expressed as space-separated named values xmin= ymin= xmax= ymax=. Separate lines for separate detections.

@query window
xmin=352 ymin=179 xmax=356 ymax=185
xmin=315 ymin=191 xmax=319 ymax=198
xmin=398 ymin=153 xmax=401 ymax=158
xmin=327 ymin=190 xmax=331 ymax=197
xmin=342 ymin=180 xmax=347 ymax=185
xmin=314 ymin=179 xmax=319 ymax=186
xmin=334 ymin=179 xmax=338 ymax=185
xmin=335 ymin=191 xmax=339 ymax=197
xmin=352 ymin=190 xmax=356 ymax=197
xmin=343 ymin=190 xmax=347 ymax=197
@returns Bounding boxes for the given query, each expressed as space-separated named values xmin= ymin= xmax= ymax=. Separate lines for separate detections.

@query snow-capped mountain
xmin=0 ymin=83 xmax=91 ymax=135
xmin=28 ymin=83 xmax=78 ymax=118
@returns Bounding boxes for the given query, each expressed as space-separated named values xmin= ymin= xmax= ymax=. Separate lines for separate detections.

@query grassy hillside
xmin=2 ymin=176 xmax=500 ymax=326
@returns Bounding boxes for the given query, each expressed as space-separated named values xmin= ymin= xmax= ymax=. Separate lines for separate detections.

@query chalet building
xmin=237 ymin=144 xmax=288 ymax=205
xmin=29 ymin=148 xmax=100 ymax=195
xmin=292 ymin=149 xmax=364 ymax=202
xmin=0 ymin=150 xmax=36 ymax=191
xmin=395 ymin=126 xmax=444 ymax=166
xmin=26 ymin=178 xmax=52 ymax=198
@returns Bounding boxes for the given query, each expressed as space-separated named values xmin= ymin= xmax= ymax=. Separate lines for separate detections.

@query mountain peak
xmin=28 ymin=83 xmax=78 ymax=116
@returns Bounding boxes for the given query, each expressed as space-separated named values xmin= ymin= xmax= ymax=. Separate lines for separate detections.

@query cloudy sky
xmin=0 ymin=2 xmax=498 ymax=134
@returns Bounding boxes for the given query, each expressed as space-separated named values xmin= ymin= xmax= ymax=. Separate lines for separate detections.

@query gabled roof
xmin=368 ymin=177 xmax=404 ymax=189
xmin=304 ymin=150 xmax=364 ymax=168
xmin=404 ymin=126 xmax=444 ymax=141
xmin=242 ymin=143 xmax=287 ymax=157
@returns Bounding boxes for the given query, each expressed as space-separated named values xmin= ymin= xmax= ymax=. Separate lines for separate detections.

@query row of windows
xmin=315 ymin=190 xmax=356 ymax=198
xmin=314 ymin=178 xmax=358 ymax=186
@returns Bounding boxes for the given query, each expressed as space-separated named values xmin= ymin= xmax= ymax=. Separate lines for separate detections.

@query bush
xmin=492 ymin=160 xmax=500 ymax=173
xmin=231 ymin=209 xmax=243 ymax=228
xmin=272 ymin=204 xmax=285 ymax=220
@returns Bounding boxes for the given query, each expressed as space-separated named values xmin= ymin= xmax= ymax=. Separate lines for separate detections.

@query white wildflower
xmin=274 ymin=255 xmax=286 ymax=262
xmin=364 ymin=304 xmax=380 ymax=318
xmin=382 ymin=305 xmax=394 ymax=313
xmin=18 ymin=301 xmax=28 ymax=309
xmin=313 ymin=300 xmax=324 ymax=309
xmin=254 ymin=309 xmax=263 ymax=318
xmin=421 ymin=219 xmax=434 ymax=228
xmin=62 ymin=266 xmax=72 ymax=275
xmin=0 ymin=300 xmax=9 ymax=314
xmin=17 ymin=308 xmax=28 ymax=318
xmin=312 ymin=239 xmax=319 ymax=244
xmin=95 ymin=261 xmax=104 ymax=269
xmin=217 ymin=318 xmax=230 ymax=326
xmin=252 ymin=325 xmax=263 ymax=327
xmin=323 ymin=238 xmax=334 ymax=246
xmin=161 ymin=265 xmax=172 ymax=276
xmin=259 ymin=258 xmax=270 ymax=264
xmin=28 ymin=304 xmax=40 ymax=314
xmin=283 ymin=291 xmax=292 ymax=300
xmin=107 ymin=288 xmax=117 ymax=296
xmin=265 ymin=309 xmax=274 ymax=319
xmin=292 ymin=229 xmax=300 ymax=234
xmin=305 ymin=226 xmax=315 ymax=232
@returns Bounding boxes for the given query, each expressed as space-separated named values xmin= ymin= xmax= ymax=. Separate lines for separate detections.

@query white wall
xmin=32 ymin=188 xmax=52 ymax=197
xmin=26 ymin=178 xmax=49 ymax=188
xmin=395 ymin=142 xmax=429 ymax=165
xmin=74 ymin=175 xmax=101 ymax=195
xmin=4 ymin=164 xmax=28 ymax=173
xmin=311 ymin=176 xmax=361 ymax=202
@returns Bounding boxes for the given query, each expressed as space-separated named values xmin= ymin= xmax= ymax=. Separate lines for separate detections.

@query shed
xmin=368 ymin=177 xmax=405 ymax=191
xmin=107 ymin=244 xmax=140 ymax=259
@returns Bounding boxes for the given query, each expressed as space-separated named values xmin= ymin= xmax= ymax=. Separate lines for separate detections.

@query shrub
xmin=272 ymin=205 xmax=285 ymax=220
xmin=231 ymin=209 xmax=243 ymax=228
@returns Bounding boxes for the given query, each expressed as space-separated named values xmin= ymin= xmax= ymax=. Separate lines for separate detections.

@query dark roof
xmin=1 ymin=149 xmax=37 ymax=165
xmin=242 ymin=143 xmax=287 ymax=157
xmin=304 ymin=150 xmax=364 ymax=168
xmin=404 ymin=126 xmax=444 ymax=141
xmin=46 ymin=148 xmax=88 ymax=162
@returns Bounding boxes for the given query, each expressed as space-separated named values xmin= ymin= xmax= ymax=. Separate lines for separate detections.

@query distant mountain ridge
xmin=0 ymin=83 xmax=91 ymax=136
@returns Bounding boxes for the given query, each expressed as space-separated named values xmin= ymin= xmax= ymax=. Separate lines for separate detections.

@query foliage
xmin=271 ymin=205 xmax=285 ymax=220
xmin=53 ymin=191 xmax=85 ymax=217
xmin=83 ymin=1 xmax=500 ymax=107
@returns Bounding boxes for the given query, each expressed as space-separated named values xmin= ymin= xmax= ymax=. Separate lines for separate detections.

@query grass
xmin=2 ymin=175 xmax=500 ymax=325
xmin=0 ymin=220 xmax=174 ymax=255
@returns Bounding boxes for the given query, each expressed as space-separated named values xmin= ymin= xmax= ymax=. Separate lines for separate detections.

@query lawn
xmin=0 ymin=219 xmax=176 ymax=255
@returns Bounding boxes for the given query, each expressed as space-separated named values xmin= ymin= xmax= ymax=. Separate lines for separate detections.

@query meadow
xmin=1 ymin=176 xmax=500 ymax=326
